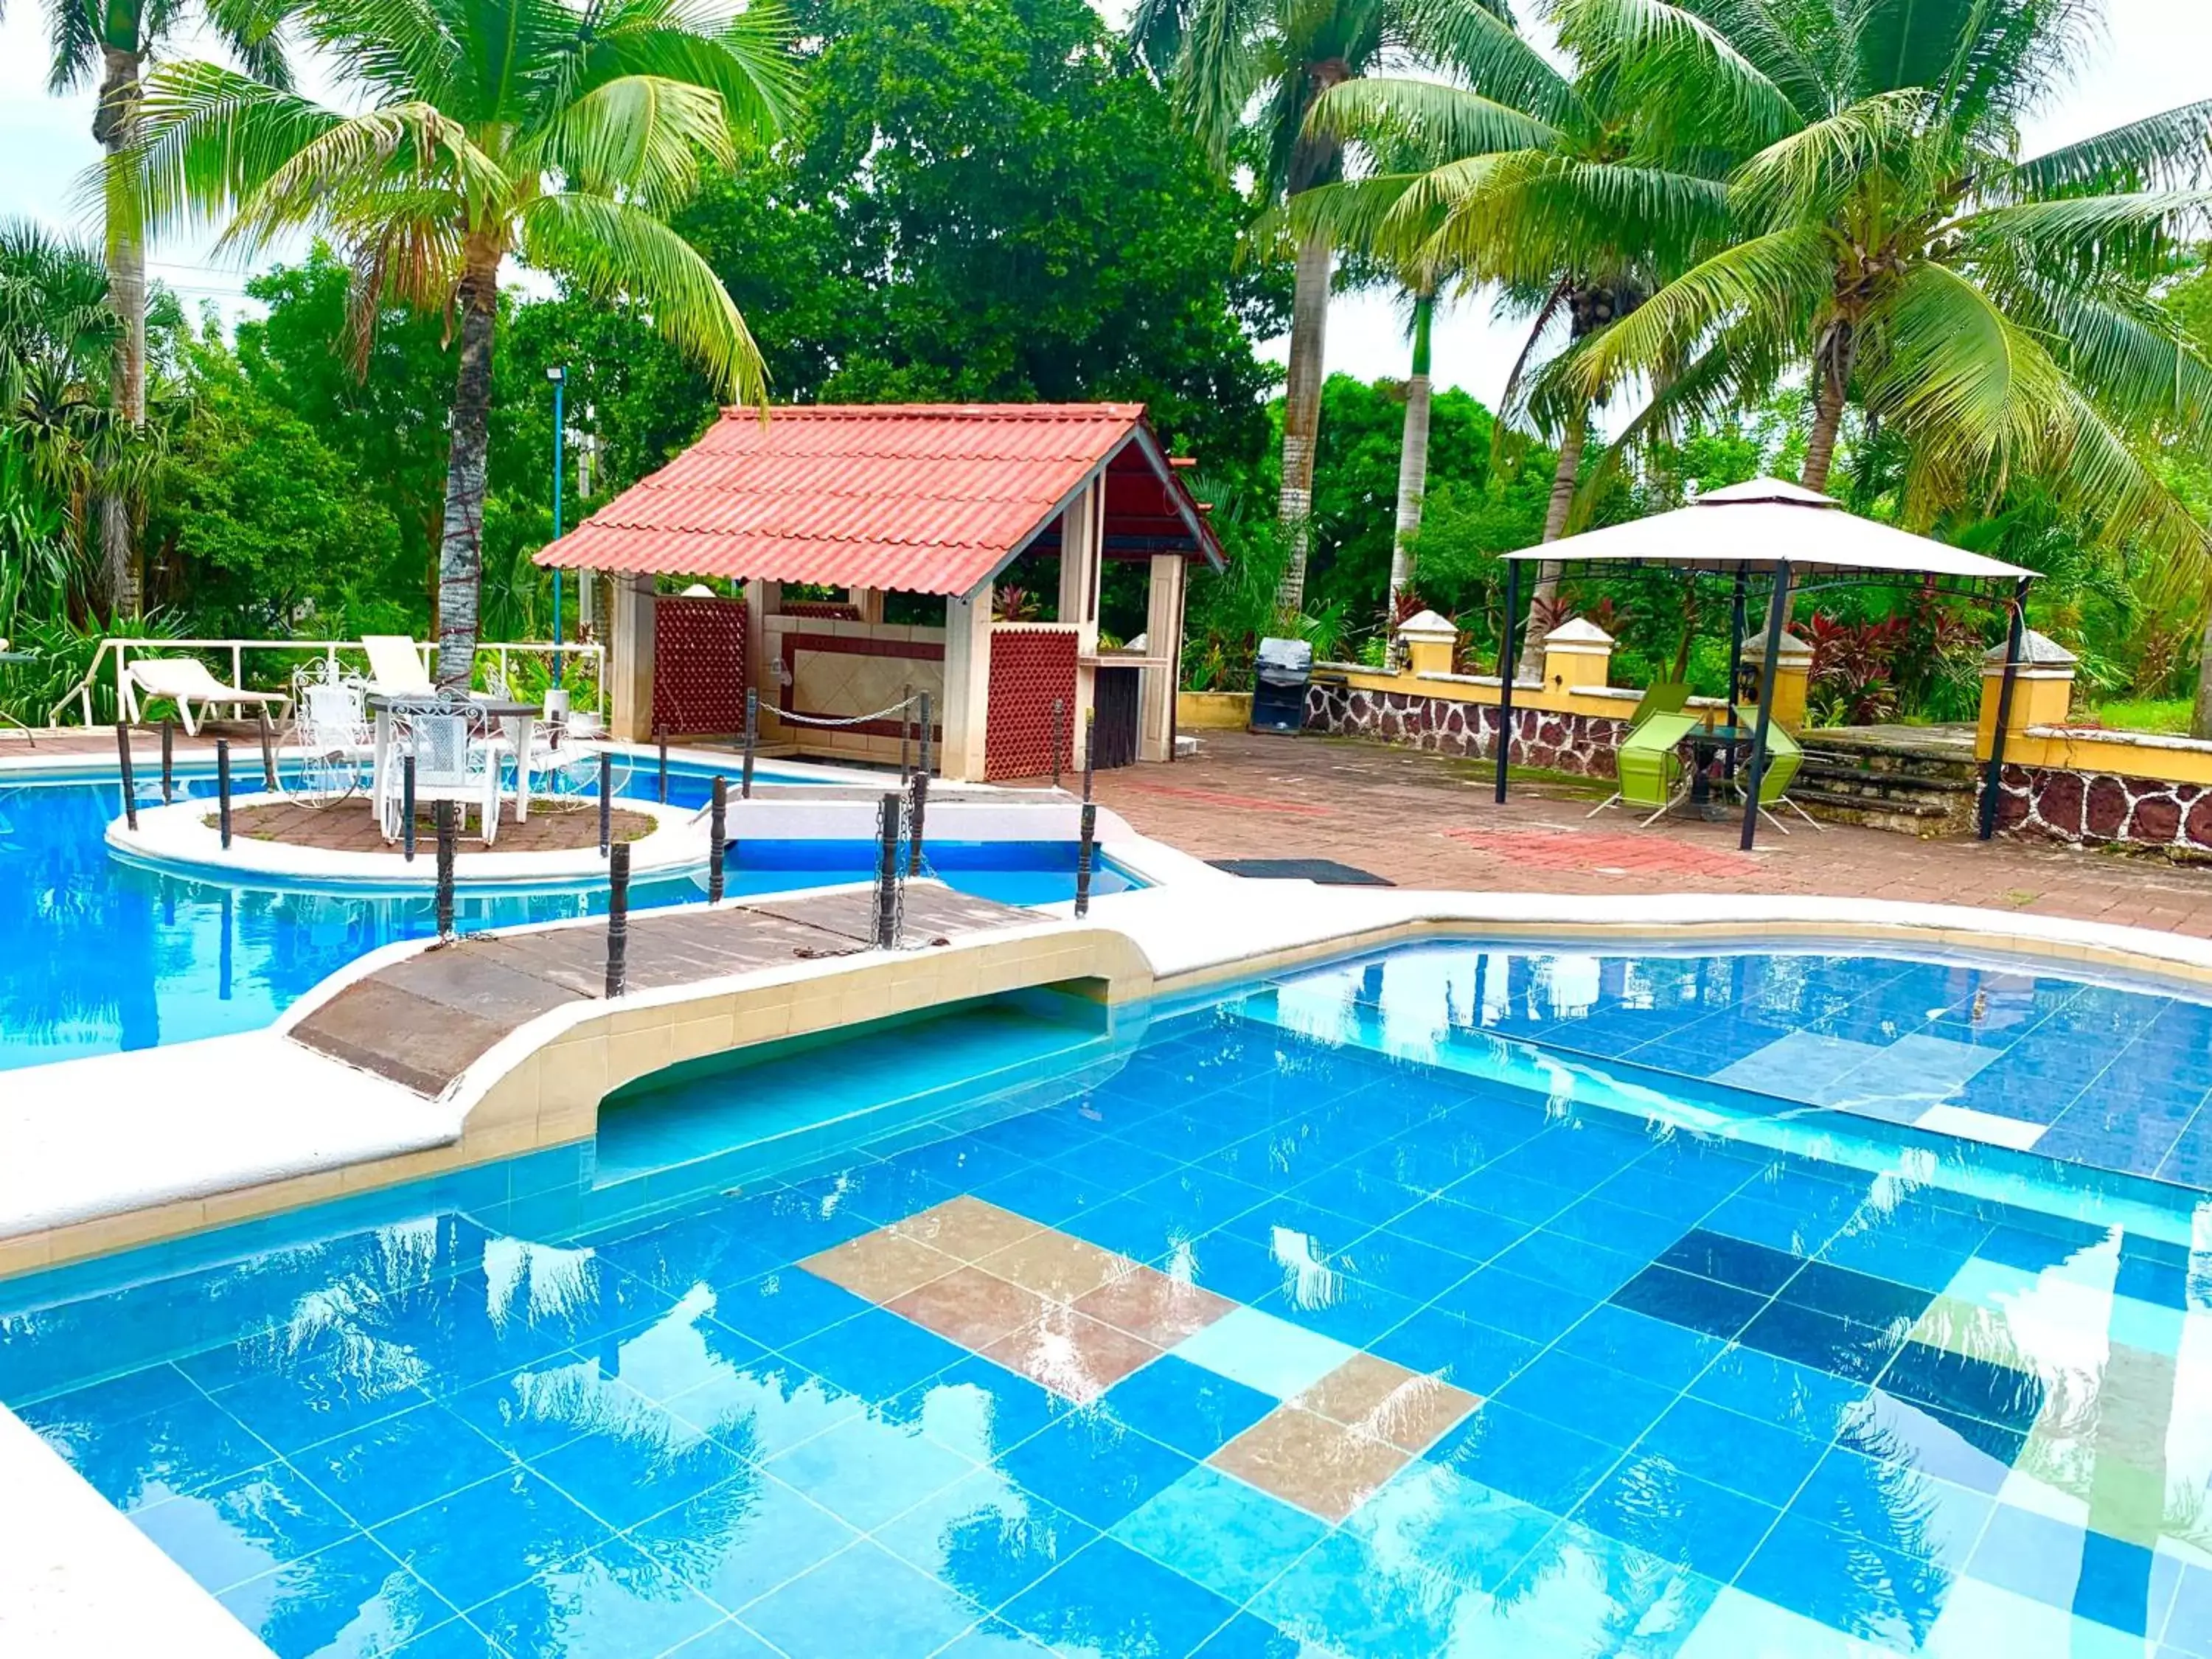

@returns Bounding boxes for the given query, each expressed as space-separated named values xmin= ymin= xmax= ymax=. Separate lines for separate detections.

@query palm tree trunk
xmin=1275 ymin=229 xmax=1332 ymax=621
xmin=1385 ymin=289 xmax=1434 ymax=664
xmin=1519 ymin=414 xmax=1585 ymax=674
xmin=95 ymin=46 xmax=146 ymax=619
xmin=436 ymin=245 xmax=501 ymax=692
xmin=1801 ymin=369 xmax=1846 ymax=495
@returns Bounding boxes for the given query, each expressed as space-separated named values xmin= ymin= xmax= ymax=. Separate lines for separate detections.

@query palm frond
xmin=521 ymin=74 xmax=737 ymax=212
xmin=1728 ymin=88 xmax=1927 ymax=227
xmin=1959 ymin=190 xmax=2212 ymax=284
xmin=1304 ymin=77 xmax=1559 ymax=161
xmin=220 ymin=103 xmax=509 ymax=259
xmin=1986 ymin=268 xmax=2212 ymax=453
xmin=1172 ymin=0 xmax=1267 ymax=168
xmin=1394 ymin=0 xmax=1580 ymax=128
xmin=2010 ymin=100 xmax=2212 ymax=196
xmin=519 ymin=191 xmax=767 ymax=408
xmin=1859 ymin=261 xmax=2067 ymax=476
xmin=1548 ymin=0 xmax=1801 ymax=149
xmin=578 ymin=3 xmax=800 ymax=145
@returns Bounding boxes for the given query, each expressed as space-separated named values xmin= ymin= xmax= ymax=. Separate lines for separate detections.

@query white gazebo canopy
xmin=1503 ymin=478 xmax=2035 ymax=588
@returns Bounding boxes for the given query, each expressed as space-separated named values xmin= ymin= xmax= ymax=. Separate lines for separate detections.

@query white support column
xmin=1055 ymin=476 xmax=1104 ymax=748
xmin=940 ymin=582 xmax=994 ymax=782
xmin=1140 ymin=553 xmax=1185 ymax=762
xmin=852 ymin=586 xmax=885 ymax=625
xmin=740 ymin=577 xmax=769 ymax=705
xmin=609 ymin=573 xmax=657 ymax=742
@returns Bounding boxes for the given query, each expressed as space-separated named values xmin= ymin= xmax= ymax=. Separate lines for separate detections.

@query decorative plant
xmin=992 ymin=585 xmax=1041 ymax=623
xmin=1804 ymin=613 xmax=1907 ymax=726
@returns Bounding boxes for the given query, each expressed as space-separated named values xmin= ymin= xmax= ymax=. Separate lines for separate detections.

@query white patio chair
xmin=522 ymin=689 xmax=623 ymax=811
xmin=381 ymin=700 xmax=504 ymax=844
xmin=362 ymin=635 xmax=436 ymax=696
xmin=279 ymin=667 xmax=372 ymax=808
xmin=125 ymin=657 xmax=292 ymax=737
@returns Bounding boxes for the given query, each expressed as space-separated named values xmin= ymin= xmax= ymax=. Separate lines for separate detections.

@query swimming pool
xmin=0 ymin=768 xmax=1136 ymax=1072
xmin=3 ymin=941 xmax=2208 ymax=1658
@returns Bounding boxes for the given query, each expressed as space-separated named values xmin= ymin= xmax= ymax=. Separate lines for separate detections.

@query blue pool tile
xmin=531 ymin=1408 xmax=754 ymax=1531
xmin=784 ymin=1307 xmax=966 ymax=1402
xmin=1550 ymin=1196 xmax=1695 ymax=1259
xmin=390 ymin=1615 xmax=508 ymax=1658
xmin=1576 ymin=1452 xmax=1781 ymax=1579
xmin=872 ymin=1470 xmax=1094 ymax=1610
xmin=29 ymin=1382 xmax=278 ymax=1511
xmin=2162 ymin=1562 xmax=2212 ymax=1653
xmin=661 ymin=1350 xmax=866 ymax=1463
xmin=1056 ymin=1196 xmax=1186 ymax=1263
xmin=133 ymin=1459 xmax=362 ymax=1594
xmin=1738 ymin=1300 xmax=1904 ymax=1383
xmin=1435 ymin=1265 xmax=1596 ymax=1346
xmin=760 ymin=1411 xmax=976 ymax=1531
xmin=1778 ymin=1260 xmax=1937 ymax=1331
xmin=708 ymin=1268 xmax=871 ymax=1352
xmin=189 ymin=1356 xmax=432 ymax=1460
xmin=1972 ymin=1505 xmax=2180 ymax=1638
xmin=440 ymin=1350 xmax=627 ymax=1463
xmin=928 ymin=1616 xmax=1057 ymax=1657
xmin=217 ymin=1534 xmax=459 ymax=1659
xmin=1112 ymin=1464 xmax=1326 ymax=1604
xmin=663 ymin=1621 xmax=785 ymax=1659
xmin=291 ymin=1405 xmax=512 ymax=1528
xmin=1840 ymin=1389 xmax=2024 ymax=1492
xmin=1370 ymin=1307 xmax=1538 ymax=1394
xmin=1791 ymin=1444 xmax=1992 ymax=1574
xmin=1877 ymin=1340 xmax=2045 ymax=1434
xmin=1608 ymin=1265 xmax=1765 ymax=1342
xmin=1187 ymin=1613 xmax=1304 ymax=1658
xmin=971 ymin=1164 xmax=1122 ymax=1228
xmin=1335 ymin=1228 xmax=1481 ymax=1301
xmin=471 ymin=1534 xmax=729 ymax=1659
xmin=996 ymin=1412 xmax=1194 ymax=1530
xmin=1448 ymin=1168 xmax=1579 ymax=1227
xmin=1556 ymin=1304 xmax=1725 ymax=1391
xmin=1635 ymin=1396 xmax=1827 ymax=1508
xmin=1691 ymin=1345 xmax=1867 ymax=1441
xmin=1429 ymin=1400 xmax=1623 ymax=1512
xmin=626 ymin=1470 xmax=856 ymax=1613
xmin=1377 ymin=1197 xmax=1528 ymax=1265
xmin=1289 ymin=1166 xmax=1425 ymax=1229
xmin=1041 ymin=1134 xmax=1183 ymax=1192
xmin=902 ymin=1355 xmax=1075 ymax=1462
xmin=595 ymin=1211 xmax=780 ymax=1301
xmin=1700 ymin=1192 xmax=1853 ymax=1257
xmin=1103 ymin=1354 xmax=1273 ymax=1461
xmin=1175 ymin=1228 xmax=1304 ymax=1304
xmin=1169 ymin=1304 xmax=1358 ymax=1400
xmin=1484 ymin=1521 xmax=1724 ymax=1653
xmin=1489 ymin=1228 xmax=1645 ymax=1300
xmin=1495 ymin=1350 xmax=1675 ymax=1450
xmin=1257 ymin=1276 xmax=1421 ymax=1348
xmin=373 ymin=1466 xmax=610 ymax=1614
xmin=1736 ymin=1509 xmax=1958 ymax=1646
xmin=1001 ymin=1537 xmax=1240 ymax=1659
xmin=713 ymin=1186 xmax=880 ymax=1261
xmin=1221 ymin=1197 xmax=1368 ymax=1258
xmin=375 ymin=1265 xmax=678 ymax=1398
xmin=1658 ymin=1228 xmax=1804 ymax=1295
xmin=1127 ymin=1167 xmax=1271 ymax=1234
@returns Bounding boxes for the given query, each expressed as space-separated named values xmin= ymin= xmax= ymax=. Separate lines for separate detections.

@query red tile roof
xmin=534 ymin=403 xmax=1215 ymax=594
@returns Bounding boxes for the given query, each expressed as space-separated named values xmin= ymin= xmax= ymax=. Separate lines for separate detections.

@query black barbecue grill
xmin=1248 ymin=636 xmax=1312 ymax=734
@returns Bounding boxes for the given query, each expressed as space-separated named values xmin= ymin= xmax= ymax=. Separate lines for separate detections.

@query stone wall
xmin=1992 ymin=763 xmax=2212 ymax=854
xmin=1305 ymin=681 xmax=1629 ymax=776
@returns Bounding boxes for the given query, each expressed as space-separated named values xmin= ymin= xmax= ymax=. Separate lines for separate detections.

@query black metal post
xmin=1495 ymin=559 xmax=1523 ymax=803
xmin=215 ymin=739 xmax=232 ymax=848
xmin=256 ymin=705 xmax=278 ymax=789
xmin=1051 ymin=697 xmax=1065 ymax=790
xmin=115 ymin=723 xmax=139 ymax=830
xmin=1725 ymin=570 xmax=1749 ymax=780
xmin=598 ymin=751 xmax=613 ymax=857
xmin=160 ymin=718 xmax=174 ymax=804
xmin=1082 ymin=706 xmax=1096 ymax=804
xmin=434 ymin=799 xmax=456 ymax=942
xmin=1074 ymin=801 xmax=1097 ymax=919
xmin=1740 ymin=562 xmax=1792 ymax=852
xmin=402 ymin=754 xmax=418 ymax=862
xmin=1978 ymin=574 xmax=2033 ymax=841
xmin=657 ymin=740 xmax=668 ymax=804
xmin=707 ymin=773 xmax=728 ymax=903
xmin=907 ymin=768 xmax=929 ymax=877
xmin=605 ymin=842 xmax=631 ymax=997
xmin=874 ymin=791 xmax=901 ymax=949
xmin=742 ymin=688 xmax=758 ymax=799
xmin=900 ymin=682 xmax=913 ymax=773
xmin=917 ymin=690 xmax=933 ymax=778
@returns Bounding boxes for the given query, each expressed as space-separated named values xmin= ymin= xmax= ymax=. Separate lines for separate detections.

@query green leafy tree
xmin=111 ymin=0 xmax=796 ymax=688
xmin=1128 ymin=0 xmax=1519 ymax=616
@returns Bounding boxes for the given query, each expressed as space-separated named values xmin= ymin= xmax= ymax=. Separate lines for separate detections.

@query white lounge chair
xmin=363 ymin=635 xmax=436 ymax=696
xmin=125 ymin=657 xmax=291 ymax=737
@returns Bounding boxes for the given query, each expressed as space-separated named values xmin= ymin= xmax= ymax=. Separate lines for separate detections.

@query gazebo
xmin=1492 ymin=479 xmax=2037 ymax=849
xmin=535 ymin=403 xmax=1222 ymax=781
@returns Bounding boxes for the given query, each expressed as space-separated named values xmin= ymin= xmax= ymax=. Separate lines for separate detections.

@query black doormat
xmin=1208 ymin=858 xmax=1396 ymax=886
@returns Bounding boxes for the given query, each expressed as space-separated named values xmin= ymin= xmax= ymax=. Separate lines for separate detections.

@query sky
xmin=2 ymin=0 xmax=2207 ymax=414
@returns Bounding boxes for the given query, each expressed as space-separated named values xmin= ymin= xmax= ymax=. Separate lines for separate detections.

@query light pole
xmin=548 ymin=364 xmax=566 ymax=684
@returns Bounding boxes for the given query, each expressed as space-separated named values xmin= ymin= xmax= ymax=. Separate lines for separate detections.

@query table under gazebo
xmin=1490 ymin=479 xmax=2038 ymax=850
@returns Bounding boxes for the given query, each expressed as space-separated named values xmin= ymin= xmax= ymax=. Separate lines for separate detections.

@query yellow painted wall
xmin=1177 ymin=691 xmax=1252 ymax=730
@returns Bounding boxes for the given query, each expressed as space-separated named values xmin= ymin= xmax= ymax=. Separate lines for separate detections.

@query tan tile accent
xmin=891 ymin=1196 xmax=1045 ymax=1262
xmin=889 ymin=1265 xmax=1050 ymax=1350
xmin=1209 ymin=1407 xmax=1410 ymax=1523
xmin=981 ymin=1308 xmax=1160 ymax=1404
xmin=802 ymin=1231 xmax=961 ymax=1303
xmin=1071 ymin=1265 xmax=1236 ymax=1348
xmin=1292 ymin=1353 xmax=1479 ymax=1454
xmin=975 ymin=1229 xmax=1138 ymax=1304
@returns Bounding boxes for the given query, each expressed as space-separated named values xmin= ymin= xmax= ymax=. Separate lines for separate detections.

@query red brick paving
xmin=1077 ymin=731 xmax=2212 ymax=942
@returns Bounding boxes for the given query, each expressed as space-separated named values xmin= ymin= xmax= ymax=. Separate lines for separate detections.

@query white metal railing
xmin=49 ymin=636 xmax=607 ymax=728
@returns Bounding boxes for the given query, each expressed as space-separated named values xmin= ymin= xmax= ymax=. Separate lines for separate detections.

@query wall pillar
xmin=1394 ymin=609 xmax=1458 ymax=678
xmin=1976 ymin=630 xmax=2077 ymax=758
xmin=1139 ymin=553 xmax=1186 ymax=762
xmin=852 ymin=587 xmax=885 ymax=625
xmin=941 ymin=582 xmax=994 ymax=782
xmin=1540 ymin=618 xmax=1615 ymax=692
xmin=609 ymin=573 xmax=657 ymax=742
xmin=1741 ymin=629 xmax=1812 ymax=730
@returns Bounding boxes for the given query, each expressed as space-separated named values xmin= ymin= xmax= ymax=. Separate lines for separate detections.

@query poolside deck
xmin=289 ymin=883 xmax=1030 ymax=1097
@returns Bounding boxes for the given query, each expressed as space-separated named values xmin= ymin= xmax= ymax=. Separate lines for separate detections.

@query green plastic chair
xmin=1586 ymin=684 xmax=1692 ymax=816
xmin=1589 ymin=710 xmax=1700 ymax=822
xmin=1736 ymin=723 xmax=1824 ymax=834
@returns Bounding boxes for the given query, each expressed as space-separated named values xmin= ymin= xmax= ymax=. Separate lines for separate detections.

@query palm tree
xmin=1555 ymin=0 xmax=2212 ymax=710
xmin=108 ymin=0 xmax=793 ymax=689
xmin=1297 ymin=26 xmax=1734 ymax=661
xmin=1 ymin=0 xmax=288 ymax=614
xmin=1129 ymin=0 xmax=1519 ymax=619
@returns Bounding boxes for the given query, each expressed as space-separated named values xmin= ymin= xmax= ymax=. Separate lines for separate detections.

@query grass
xmin=2079 ymin=697 xmax=2193 ymax=736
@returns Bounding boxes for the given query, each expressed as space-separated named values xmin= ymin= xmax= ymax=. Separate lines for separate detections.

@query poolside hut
xmin=533 ymin=404 xmax=1222 ymax=782
xmin=1493 ymin=480 xmax=2037 ymax=849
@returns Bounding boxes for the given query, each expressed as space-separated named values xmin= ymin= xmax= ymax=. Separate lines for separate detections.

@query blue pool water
xmin=0 ymin=769 xmax=1135 ymax=1072
xmin=4 ymin=943 xmax=2211 ymax=1658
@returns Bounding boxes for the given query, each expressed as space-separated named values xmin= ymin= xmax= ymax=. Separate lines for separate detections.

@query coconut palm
xmin=1554 ymin=0 xmax=2212 ymax=715
xmin=1128 ymin=0 xmax=1522 ymax=619
xmin=108 ymin=0 xmax=794 ymax=689
xmin=1 ymin=0 xmax=288 ymax=613
xmin=1295 ymin=26 xmax=1736 ymax=660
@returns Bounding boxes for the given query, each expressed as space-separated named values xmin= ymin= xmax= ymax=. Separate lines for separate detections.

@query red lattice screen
xmin=985 ymin=627 xmax=1079 ymax=781
xmin=653 ymin=596 xmax=748 ymax=736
